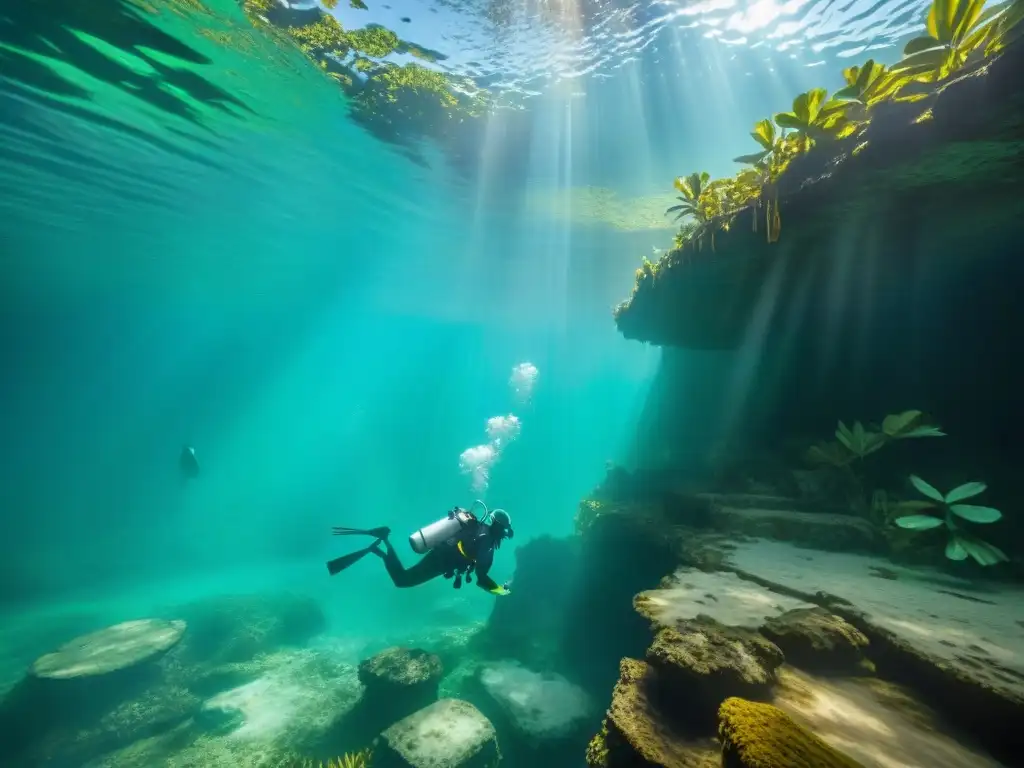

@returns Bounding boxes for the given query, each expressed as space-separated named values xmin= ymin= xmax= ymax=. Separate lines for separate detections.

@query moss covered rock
xmin=586 ymin=658 xmax=718 ymax=767
xmin=718 ymin=697 xmax=864 ymax=768
xmin=337 ymin=647 xmax=444 ymax=751
xmin=646 ymin=618 xmax=784 ymax=730
xmin=761 ymin=607 xmax=872 ymax=675
xmin=358 ymin=646 xmax=443 ymax=692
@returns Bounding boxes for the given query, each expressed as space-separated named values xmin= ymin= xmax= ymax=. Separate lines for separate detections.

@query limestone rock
xmin=478 ymin=660 xmax=592 ymax=743
xmin=31 ymin=619 xmax=185 ymax=679
xmin=634 ymin=568 xmax=814 ymax=631
xmin=340 ymin=647 xmax=444 ymax=751
xmin=718 ymin=696 xmax=864 ymax=768
xmin=761 ymin=607 xmax=871 ymax=675
xmin=646 ymin=619 xmax=783 ymax=728
xmin=374 ymin=698 xmax=500 ymax=768
xmin=359 ymin=646 xmax=444 ymax=692
xmin=586 ymin=658 xmax=718 ymax=768
xmin=727 ymin=539 xmax=1024 ymax=762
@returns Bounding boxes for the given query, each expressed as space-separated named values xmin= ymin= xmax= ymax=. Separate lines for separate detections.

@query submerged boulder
xmin=374 ymin=698 xmax=500 ymax=768
xmin=339 ymin=646 xmax=444 ymax=751
xmin=586 ymin=658 xmax=718 ymax=768
xmin=761 ymin=607 xmax=872 ymax=675
xmin=717 ymin=696 xmax=864 ymax=768
xmin=646 ymin=619 xmax=784 ymax=729
xmin=358 ymin=646 xmax=443 ymax=714
xmin=0 ymin=618 xmax=199 ymax=766
xmin=30 ymin=619 xmax=186 ymax=680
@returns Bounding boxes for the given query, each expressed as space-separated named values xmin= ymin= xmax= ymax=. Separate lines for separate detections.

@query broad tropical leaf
xmin=734 ymin=151 xmax=771 ymax=165
xmin=945 ymin=536 xmax=969 ymax=560
xmin=805 ymin=441 xmax=855 ymax=467
xmin=751 ymin=118 xmax=776 ymax=149
xmin=894 ymin=514 xmax=945 ymax=530
xmin=836 ymin=420 xmax=886 ymax=458
xmin=881 ymin=409 xmax=940 ymax=438
xmin=910 ymin=474 xmax=945 ymax=502
xmin=944 ymin=481 xmax=987 ymax=503
xmin=959 ymin=536 xmax=1009 ymax=565
xmin=949 ymin=504 xmax=1002 ymax=523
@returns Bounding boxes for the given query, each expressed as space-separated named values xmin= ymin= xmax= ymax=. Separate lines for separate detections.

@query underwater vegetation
xmin=893 ymin=475 xmax=1007 ymax=565
xmin=804 ymin=409 xmax=1009 ymax=566
xmin=619 ymin=0 xmax=1024 ymax=314
xmin=240 ymin=0 xmax=491 ymax=163
xmin=291 ymin=748 xmax=372 ymax=768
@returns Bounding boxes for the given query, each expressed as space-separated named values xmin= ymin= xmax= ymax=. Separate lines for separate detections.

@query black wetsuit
xmin=372 ymin=523 xmax=504 ymax=593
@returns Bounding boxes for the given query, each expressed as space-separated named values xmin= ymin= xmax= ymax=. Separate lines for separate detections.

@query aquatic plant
xmin=805 ymin=410 xmax=944 ymax=524
xmin=634 ymin=0 xmax=1023 ymax=277
xmin=891 ymin=0 xmax=1021 ymax=81
xmin=292 ymin=749 xmax=373 ymax=768
xmin=773 ymin=89 xmax=859 ymax=150
xmin=893 ymin=476 xmax=1008 ymax=565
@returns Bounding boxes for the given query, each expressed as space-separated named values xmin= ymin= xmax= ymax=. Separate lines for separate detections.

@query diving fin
xmin=326 ymin=544 xmax=379 ymax=576
xmin=331 ymin=526 xmax=391 ymax=539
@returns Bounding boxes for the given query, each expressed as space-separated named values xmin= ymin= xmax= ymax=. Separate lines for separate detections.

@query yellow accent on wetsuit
xmin=457 ymin=540 xmax=473 ymax=560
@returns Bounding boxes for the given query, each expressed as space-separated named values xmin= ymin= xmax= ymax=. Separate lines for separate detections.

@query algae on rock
xmin=718 ymin=696 xmax=864 ymax=768
xmin=761 ymin=607 xmax=872 ymax=675
xmin=587 ymin=658 xmax=719 ymax=768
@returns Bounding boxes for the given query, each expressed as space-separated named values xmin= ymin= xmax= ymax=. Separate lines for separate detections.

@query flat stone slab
xmin=726 ymin=539 xmax=1024 ymax=706
xmin=711 ymin=507 xmax=877 ymax=551
xmin=635 ymin=567 xmax=814 ymax=630
xmin=479 ymin=660 xmax=592 ymax=741
xmin=31 ymin=619 xmax=186 ymax=679
xmin=376 ymin=698 xmax=499 ymax=768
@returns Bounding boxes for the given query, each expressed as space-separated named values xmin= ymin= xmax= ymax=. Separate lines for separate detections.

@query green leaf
xmin=904 ymin=35 xmax=941 ymax=56
xmin=960 ymin=537 xmax=1009 ymax=566
xmin=944 ymin=481 xmax=987 ymax=503
xmin=910 ymin=475 xmax=945 ymax=502
xmin=795 ymin=88 xmax=828 ymax=122
xmin=891 ymin=45 xmax=950 ymax=75
xmin=805 ymin=442 xmax=854 ymax=467
xmin=945 ymin=536 xmax=969 ymax=560
xmin=831 ymin=84 xmax=863 ymax=102
xmin=901 ymin=426 xmax=946 ymax=437
xmin=774 ymin=112 xmax=805 ymax=131
xmin=882 ymin=410 xmax=921 ymax=436
xmin=734 ymin=151 xmax=771 ymax=165
xmin=895 ymin=514 xmax=944 ymax=530
xmin=751 ymin=119 xmax=775 ymax=149
xmin=949 ymin=504 xmax=1002 ymax=523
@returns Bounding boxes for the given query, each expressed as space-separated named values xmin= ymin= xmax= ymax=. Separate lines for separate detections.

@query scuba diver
xmin=327 ymin=501 xmax=514 ymax=596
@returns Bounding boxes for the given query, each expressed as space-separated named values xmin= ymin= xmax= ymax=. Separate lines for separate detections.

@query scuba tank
xmin=409 ymin=507 xmax=477 ymax=554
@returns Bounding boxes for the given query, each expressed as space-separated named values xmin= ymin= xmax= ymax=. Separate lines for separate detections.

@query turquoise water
xmin=5 ymin=0 xmax=1020 ymax=766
